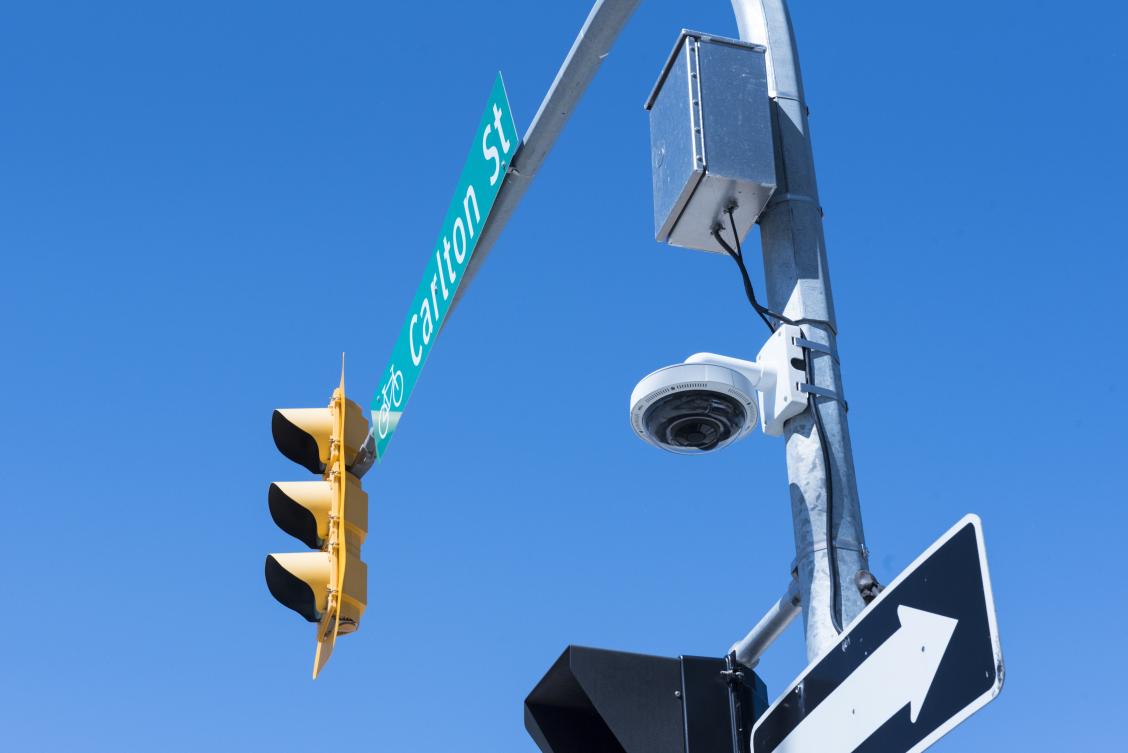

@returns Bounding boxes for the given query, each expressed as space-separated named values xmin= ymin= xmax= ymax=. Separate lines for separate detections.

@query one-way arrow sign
xmin=752 ymin=514 xmax=1004 ymax=753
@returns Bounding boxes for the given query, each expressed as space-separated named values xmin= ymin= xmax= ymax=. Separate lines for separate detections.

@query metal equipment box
xmin=645 ymin=31 xmax=776 ymax=254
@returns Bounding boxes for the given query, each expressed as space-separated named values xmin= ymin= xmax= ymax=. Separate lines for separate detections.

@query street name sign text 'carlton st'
xmin=371 ymin=73 xmax=519 ymax=459
xmin=752 ymin=514 xmax=1004 ymax=753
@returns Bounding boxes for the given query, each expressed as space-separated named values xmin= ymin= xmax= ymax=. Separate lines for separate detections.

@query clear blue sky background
xmin=2 ymin=1 xmax=1125 ymax=750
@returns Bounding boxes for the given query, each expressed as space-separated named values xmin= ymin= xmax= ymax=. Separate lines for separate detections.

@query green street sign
xmin=370 ymin=73 xmax=519 ymax=460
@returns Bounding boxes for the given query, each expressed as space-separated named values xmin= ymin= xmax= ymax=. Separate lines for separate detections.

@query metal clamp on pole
xmin=764 ymin=191 xmax=823 ymax=217
xmin=793 ymin=336 xmax=838 ymax=362
xmin=799 ymin=383 xmax=845 ymax=404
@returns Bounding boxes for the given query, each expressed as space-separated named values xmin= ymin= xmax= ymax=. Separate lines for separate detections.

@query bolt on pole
xmin=732 ymin=0 xmax=871 ymax=660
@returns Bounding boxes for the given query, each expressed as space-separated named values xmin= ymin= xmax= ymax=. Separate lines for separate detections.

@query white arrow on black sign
xmin=772 ymin=606 xmax=957 ymax=753
xmin=752 ymin=515 xmax=1004 ymax=753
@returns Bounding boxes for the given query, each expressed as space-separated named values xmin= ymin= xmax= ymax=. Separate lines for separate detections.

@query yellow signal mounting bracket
xmin=313 ymin=363 xmax=348 ymax=679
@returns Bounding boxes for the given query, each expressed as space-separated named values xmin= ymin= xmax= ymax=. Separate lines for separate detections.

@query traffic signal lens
xmin=268 ymin=481 xmax=332 ymax=549
xmin=264 ymin=552 xmax=330 ymax=623
xmin=272 ymin=408 xmax=332 ymax=474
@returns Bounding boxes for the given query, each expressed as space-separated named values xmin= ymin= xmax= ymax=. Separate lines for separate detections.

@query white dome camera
xmin=630 ymin=325 xmax=810 ymax=454
xmin=630 ymin=360 xmax=759 ymax=454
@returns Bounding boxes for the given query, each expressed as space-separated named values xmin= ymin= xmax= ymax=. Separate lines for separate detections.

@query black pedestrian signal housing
xmin=526 ymin=646 xmax=768 ymax=753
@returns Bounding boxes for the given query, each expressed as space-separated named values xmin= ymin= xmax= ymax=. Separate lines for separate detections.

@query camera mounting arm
xmin=684 ymin=352 xmax=768 ymax=388
xmin=628 ymin=325 xmax=812 ymax=453
xmin=686 ymin=324 xmax=809 ymax=436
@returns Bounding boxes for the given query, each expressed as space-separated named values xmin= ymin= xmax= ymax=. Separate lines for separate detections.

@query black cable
xmin=711 ymin=224 xmax=775 ymax=334
xmin=802 ymin=330 xmax=843 ymax=634
xmin=712 ymin=206 xmax=844 ymax=633
xmin=710 ymin=208 xmax=836 ymax=334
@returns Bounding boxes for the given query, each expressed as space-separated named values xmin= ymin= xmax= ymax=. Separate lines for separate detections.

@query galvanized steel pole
xmin=732 ymin=0 xmax=871 ymax=660
xmin=438 ymin=0 xmax=869 ymax=663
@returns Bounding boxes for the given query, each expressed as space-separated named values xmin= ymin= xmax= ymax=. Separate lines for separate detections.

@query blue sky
xmin=2 ymin=1 xmax=1125 ymax=751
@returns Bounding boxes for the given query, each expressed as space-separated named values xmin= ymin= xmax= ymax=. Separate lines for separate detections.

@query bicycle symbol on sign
xmin=376 ymin=365 xmax=405 ymax=439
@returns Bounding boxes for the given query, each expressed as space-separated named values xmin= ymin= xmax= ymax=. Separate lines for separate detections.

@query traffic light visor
xmin=269 ymin=481 xmax=332 ymax=549
xmin=265 ymin=552 xmax=331 ymax=622
xmin=272 ymin=408 xmax=332 ymax=474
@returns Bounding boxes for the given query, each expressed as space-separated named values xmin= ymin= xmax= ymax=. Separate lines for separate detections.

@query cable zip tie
xmin=800 ymin=383 xmax=845 ymax=403
xmin=794 ymin=337 xmax=839 ymax=362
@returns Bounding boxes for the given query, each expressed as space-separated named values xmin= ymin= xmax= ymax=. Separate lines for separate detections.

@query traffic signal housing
xmin=265 ymin=368 xmax=374 ymax=678
xmin=526 ymin=646 xmax=768 ymax=753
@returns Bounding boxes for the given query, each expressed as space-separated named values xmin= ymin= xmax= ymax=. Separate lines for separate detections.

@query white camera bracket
xmin=684 ymin=324 xmax=811 ymax=437
xmin=753 ymin=324 xmax=809 ymax=436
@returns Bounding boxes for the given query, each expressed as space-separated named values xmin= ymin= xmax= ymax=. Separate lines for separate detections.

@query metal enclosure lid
xmin=646 ymin=30 xmax=776 ymax=254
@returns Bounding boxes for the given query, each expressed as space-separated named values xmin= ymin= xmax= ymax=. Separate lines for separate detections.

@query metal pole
xmin=731 ymin=0 xmax=871 ymax=660
xmin=447 ymin=0 xmax=642 ymax=320
xmin=729 ymin=578 xmax=801 ymax=667
xmin=435 ymin=0 xmax=867 ymax=663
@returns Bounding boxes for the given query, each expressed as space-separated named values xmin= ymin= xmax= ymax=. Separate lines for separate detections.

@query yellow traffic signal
xmin=265 ymin=366 xmax=373 ymax=678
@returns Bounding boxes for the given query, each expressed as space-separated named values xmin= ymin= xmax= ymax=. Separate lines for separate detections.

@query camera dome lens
xmin=668 ymin=416 xmax=721 ymax=447
xmin=643 ymin=390 xmax=746 ymax=453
